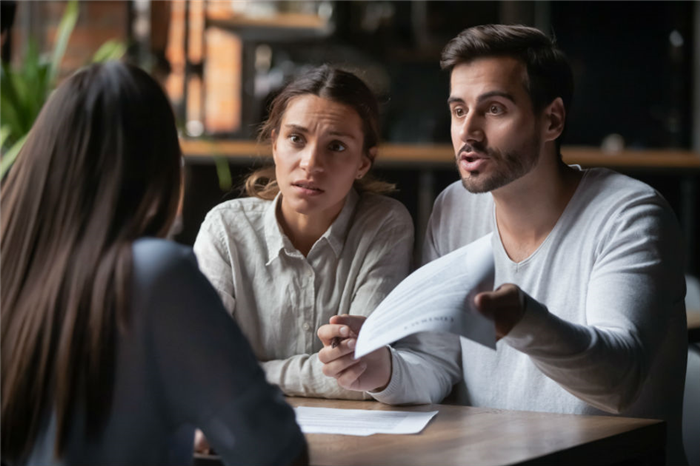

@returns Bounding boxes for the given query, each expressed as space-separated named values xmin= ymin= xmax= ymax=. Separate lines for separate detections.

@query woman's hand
xmin=194 ymin=429 xmax=211 ymax=454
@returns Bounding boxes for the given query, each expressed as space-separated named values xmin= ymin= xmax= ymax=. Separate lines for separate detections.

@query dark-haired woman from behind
xmin=193 ymin=65 xmax=414 ymax=400
xmin=1 ymin=61 xmax=306 ymax=466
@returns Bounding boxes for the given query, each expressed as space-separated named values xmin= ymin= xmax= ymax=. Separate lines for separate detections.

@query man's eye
xmin=453 ymin=107 xmax=465 ymax=117
xmin=329 ymin=141 xmax=346 ymax=152
xmin=489 ymin=104 xmax=504 ymax=115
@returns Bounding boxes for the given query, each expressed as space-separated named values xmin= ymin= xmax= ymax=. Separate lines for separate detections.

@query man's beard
xmin=457 ymin=136 xmax=541 ymax=194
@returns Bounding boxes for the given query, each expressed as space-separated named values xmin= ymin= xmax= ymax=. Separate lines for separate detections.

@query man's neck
xmin=492 ymin=156 xmax=582 ymax=262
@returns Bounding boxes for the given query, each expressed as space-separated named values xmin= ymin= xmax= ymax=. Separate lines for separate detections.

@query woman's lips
xmin=292 ymin=181 xmax=324 ymax=195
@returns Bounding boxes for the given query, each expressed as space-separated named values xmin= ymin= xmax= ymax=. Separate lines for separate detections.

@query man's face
xmin=448 ymin=57 xmax=543 ymax=193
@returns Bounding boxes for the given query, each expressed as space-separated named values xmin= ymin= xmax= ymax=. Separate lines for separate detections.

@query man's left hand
xmin=474 ymin=284 xmax=525 ymax=340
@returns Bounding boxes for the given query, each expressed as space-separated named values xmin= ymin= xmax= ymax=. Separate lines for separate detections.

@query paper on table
xmin=355 ymin=233 xmax=496 ymax=358
xmin=294 ymin=407 xmax=438 ymax=436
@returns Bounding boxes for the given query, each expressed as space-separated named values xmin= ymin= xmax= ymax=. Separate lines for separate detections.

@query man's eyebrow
xmin=447 ymin=91 xmax=515 ymax=105
xmin=477 ymin=91 xmax=516 ymax=104
xmin=447 ymin=91 xmax=516 ymax=106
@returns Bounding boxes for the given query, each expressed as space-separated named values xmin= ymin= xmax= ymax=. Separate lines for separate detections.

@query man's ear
xmin=543 ymin=97 xmax=565 ymax=143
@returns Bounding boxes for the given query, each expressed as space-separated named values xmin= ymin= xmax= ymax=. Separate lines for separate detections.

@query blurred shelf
xmin=182 ymin=139 xmax=268 ymax=160
xmin=562 ymin=146 xmax=700 ymax=170
xmin=206 ymin=12 xmax=332 ymax=41
xmin=181 ymin=139 xmax=700 ymax=170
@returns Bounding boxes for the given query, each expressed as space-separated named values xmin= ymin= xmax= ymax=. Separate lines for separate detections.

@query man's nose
xmin=459 ymin=113 xmax=485 ymax=144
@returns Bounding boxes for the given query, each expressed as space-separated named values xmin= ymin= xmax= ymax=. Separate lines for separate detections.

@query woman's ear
xmin=543 ymin=97 xmax=565 ymax=143
xmin=271 ymin=129 xmax=278 ymax=152
xmin=271 ymin=129 xmax=280 ymax=166
xmin=358 ymin=147 xmax=376 ymax=179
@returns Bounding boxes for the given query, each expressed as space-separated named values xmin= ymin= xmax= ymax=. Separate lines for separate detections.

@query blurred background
xmin=2 ymin=4 xmax=699 ymax=464
xmin=1 ymin=0 xmax=699 ymax=275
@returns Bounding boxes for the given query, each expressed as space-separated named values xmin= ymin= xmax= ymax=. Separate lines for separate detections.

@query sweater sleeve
xmin=502 ymin=195 xmax=686 ymax=414
xmin=143 ymin=245 xmax=305 ymax=466
xmin=370 ymin=332 xmax=463 ymax=405
xmin=262 ymin=212 xmax=415 ymax=400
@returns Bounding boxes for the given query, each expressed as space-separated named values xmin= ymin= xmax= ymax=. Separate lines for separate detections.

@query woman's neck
xmin=277 ymin=197 xmax=345 ymax=257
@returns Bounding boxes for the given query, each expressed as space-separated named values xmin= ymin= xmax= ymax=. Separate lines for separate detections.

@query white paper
xmin=294 ymin=406 xmax=438 ymax=436
xmin=355 ymin=233 xmax=496 ymax=358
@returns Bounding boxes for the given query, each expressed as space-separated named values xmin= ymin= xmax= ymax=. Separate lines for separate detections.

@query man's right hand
xmin=317 ymin=314 xmax=392 ymax=392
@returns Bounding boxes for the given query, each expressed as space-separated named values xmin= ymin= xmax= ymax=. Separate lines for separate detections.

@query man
xmin=317 ymin=24 xmax=687 ymax=465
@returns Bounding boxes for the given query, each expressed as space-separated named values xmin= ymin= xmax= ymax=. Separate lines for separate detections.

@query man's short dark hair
xmin=441 ymin=24 xmax=574 ymax=151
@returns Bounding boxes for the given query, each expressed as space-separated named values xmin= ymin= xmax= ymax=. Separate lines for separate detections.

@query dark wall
xmin=551 ymin=1 xmax=694 ymax=149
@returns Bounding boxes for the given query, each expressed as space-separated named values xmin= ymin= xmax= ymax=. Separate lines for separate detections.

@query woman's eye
xmin=328 ymin=141 xmax=346 ymax=152
xmin=289 ymin=134 xmax=303 ymax=144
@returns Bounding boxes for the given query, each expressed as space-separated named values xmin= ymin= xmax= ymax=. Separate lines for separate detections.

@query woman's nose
xmin=299 ymin=145 xmax=324 ymax=173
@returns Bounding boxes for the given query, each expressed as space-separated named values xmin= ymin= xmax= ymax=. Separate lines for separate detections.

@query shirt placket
xmin=299 ymin=260 xmax=316 ymax=353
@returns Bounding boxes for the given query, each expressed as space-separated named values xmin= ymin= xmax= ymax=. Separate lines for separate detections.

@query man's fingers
xmin=336 ymin=360 xmax=368 ymax=390
xmin=475 ymin=284 xmax=520 ymax=314
xmin=474 ymin=292 xmax=495 ymax=316
xmin=321 ymin=351 xmax=363 ymax=379
xmin=317 ymin=323 xmax=356 ymax=346
xmin=318 ymin=338 xmax=356 ymax=364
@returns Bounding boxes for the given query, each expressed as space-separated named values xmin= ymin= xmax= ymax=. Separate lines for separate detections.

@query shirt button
xmin=303 ymin=322 xmax=311 ymax=331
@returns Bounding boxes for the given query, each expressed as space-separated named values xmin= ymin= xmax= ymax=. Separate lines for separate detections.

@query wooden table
xmin=287 ymin=397 xmax=665 ymax=466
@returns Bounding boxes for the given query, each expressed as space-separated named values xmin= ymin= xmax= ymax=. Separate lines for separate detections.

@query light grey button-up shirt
xmin=193 ymin=189 xmax=414 ymax=399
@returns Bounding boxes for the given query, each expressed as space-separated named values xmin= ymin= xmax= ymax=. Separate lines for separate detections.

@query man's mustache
xmin=458 ymin=142 xmax=491 ymax=157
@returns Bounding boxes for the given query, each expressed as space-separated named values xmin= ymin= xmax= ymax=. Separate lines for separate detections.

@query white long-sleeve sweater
xmin=372 ymin=167 xmax=687 ymax=466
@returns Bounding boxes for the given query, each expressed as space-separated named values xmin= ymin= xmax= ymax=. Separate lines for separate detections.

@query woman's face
xmin=273 ymin=94 xmax=372 ymax=221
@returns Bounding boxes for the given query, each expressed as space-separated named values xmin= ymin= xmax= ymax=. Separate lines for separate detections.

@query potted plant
xmin=1 ymin=0 xmax=126 ymax=178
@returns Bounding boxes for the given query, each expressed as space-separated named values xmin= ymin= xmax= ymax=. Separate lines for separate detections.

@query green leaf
xmin=214 ymin=157 xmax=233 ymax=191
xmin=8 ymin=71 xmax=35 ymax=133
xmin=91 ymin=40 xmax=126 ymax=63
xmin=0 ymin=134 xmax=28 ymax=180
xmin=1 ymin=61 xmax=22 ymax=113
xmin=0 ymin=126 xmax=11 ymax=150
xmin=19 ymin=41 xmax=50 ymax=127
xmin=0 ymin=89 xmax=22 ymax=141
xmin=48 ymin=0 xmax=79 ymax=86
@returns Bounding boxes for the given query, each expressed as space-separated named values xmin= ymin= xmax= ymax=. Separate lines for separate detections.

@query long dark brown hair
xmin=246 ymin=65 xmax=394 ymax=199
xmin=1 ymin=61 xmax=182 ymax=462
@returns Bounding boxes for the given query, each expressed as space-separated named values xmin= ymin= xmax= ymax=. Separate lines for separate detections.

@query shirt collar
xmin=264 ymin=193 xmax=290 ymax=265
xmin=322 ymin=188 xmax=359 ymax=258
xmin=263 ymin=188 xmax=360 ymax=264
